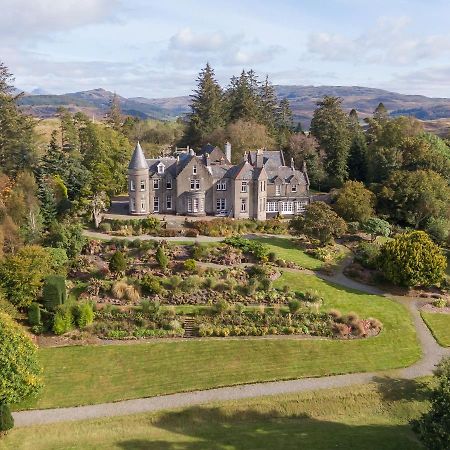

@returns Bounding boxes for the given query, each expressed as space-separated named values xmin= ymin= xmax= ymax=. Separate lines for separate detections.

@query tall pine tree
xmin=226 ymin=70 xmax=261 ymax=123
xmin=310 ymin=96 xmax=351 ymax=187
xmin=347 ymin=109 xmax=368 ymax=181
xmin=258 ymin=75 xmax=278 ymax=136
xmin=186 ymin=63 xmax=225 ymax=146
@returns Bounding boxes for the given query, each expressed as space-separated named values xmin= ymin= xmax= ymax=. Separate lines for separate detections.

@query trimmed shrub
xmin=73 ymin=302 xmax=94 ymax=328
xmin=98 ymin=222 xmax=111 ymax=233
xmin=141 ymin=275 xmax=165 ymax=296
xmin=109 ymin=251 xmax=127 ymax=273
xmin=42 ymin=275 xmax=66 ymax=310
xmin=53 ymin=305 xmax=74 ymax=335
xmin=378 ymin=231 xmax=447 ymax=287
xmin=184 ymin=259 xmax=197 ymax=272
xmin=155 ymin=246 xmax=169 ymax=269
xmin=0 ymin=403 xmax=14 ymax=434
xmin=28 ymin=303 xmax=41 ymax=326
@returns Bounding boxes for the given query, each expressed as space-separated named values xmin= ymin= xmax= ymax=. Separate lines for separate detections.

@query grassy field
xmin=252 ymin=236 xmax=326 ymax=269
xmin=421 ymin=312 xmax=450 ymax=347
xmin=5 ymin=380 xmax=430 ymax=449
xmin=15 ymin=272 xmax=420 ymax=410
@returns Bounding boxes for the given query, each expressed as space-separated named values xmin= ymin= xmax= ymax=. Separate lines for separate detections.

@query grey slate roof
xmin=128 ymin=142 xmax=149 ymax=170
xmin=146 ymin=157 xmax=178 ymax=177
xmin=248 ymin=150 xmax=285 ymax=170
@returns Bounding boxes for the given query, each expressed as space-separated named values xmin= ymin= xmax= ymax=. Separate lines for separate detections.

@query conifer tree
xmin=186 ymin=63 xmax=225 ymax=146
xmin=276 ymin=98 xmax=294 ymax=149
xmin=347 ymin=109 xmax=368 ymax=181
xmin=226 ymin=70 xmax=261 ymax=123
xmin=258 ymin=75 xmax=278 ymax=136
xmin=373 ymin=102 xmax=388 ymax=123
xmin=0 ymin=62 xmax=37 ymax=175
xmin=310 ymin=96 xmax=351 ymax=187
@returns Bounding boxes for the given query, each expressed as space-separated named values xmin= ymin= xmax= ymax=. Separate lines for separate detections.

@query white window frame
xmin=266 ymin=201 xmax=277 ymax=213
xmin=192 ymin=165 xmax=197 ymax=175
xmin=291 ymin=184 xmax=297 ymax=193
xmin=280 ymin=201 xmax=294 ymax=214
xmin=241 ymin=181 xmax=248 ymax=193
xmin=157 ymin=163 xmax=165 ymax=174
xmin=190 ymin=179 xmax=200 ymax=190
xmin=153 ymin=196 xmax=159 ymax=212
xmin=166 ymin=178 xmax=172 ymax=189
xmin=187 ymin=198 xmax=192 ymax=213
xmin=153 ymin=179 xmax=160 ymax=189
xmin=275 ymin=185 xmax=281 ymax=196
xmin=130 ymin=180 xmax=135 ymax=191
xmin=166 ymin=195 xmax=172 ymax=210
xmin=130 ymin=197 xmax=136 ymax=212
xmin=241 ymin=198 xmax=247 ymax=212
xmin=216 ymin=180 xmax=227 ymax=191
xmin=141 ymin=195 xmax=146 ymax=212
xmin=216 ymin=198 xmax=226 ymax=212
xmin=193 ymin=198 xmax=199 ymax=212
xmin=140 ymin=180 xmax=146 ymax=191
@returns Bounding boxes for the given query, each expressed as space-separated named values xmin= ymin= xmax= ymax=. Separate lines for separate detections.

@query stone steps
xmin=183 ymin=317 xmax=196 ymax=338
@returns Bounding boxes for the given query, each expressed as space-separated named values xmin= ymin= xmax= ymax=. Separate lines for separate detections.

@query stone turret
xmin=128 ymin=142 xmax=149 ymax=215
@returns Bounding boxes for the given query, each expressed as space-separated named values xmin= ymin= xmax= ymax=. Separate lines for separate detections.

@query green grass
xmin=421 ymin=312 xmax=450 ymax=347
xmin=252 ymin=236 xmax=325 ymax=269
xmin=16 ymin=272 xmax=420 ymax=411
xmin=5 ymin=379 xmax=430 ymax=449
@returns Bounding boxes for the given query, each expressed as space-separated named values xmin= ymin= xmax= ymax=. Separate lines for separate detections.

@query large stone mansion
xmin=127 ymin=142 xmax=310 ymax=220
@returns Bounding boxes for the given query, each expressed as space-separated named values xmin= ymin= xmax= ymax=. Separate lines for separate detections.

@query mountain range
xmin=17 ymin=85 xmax=450 ymax=134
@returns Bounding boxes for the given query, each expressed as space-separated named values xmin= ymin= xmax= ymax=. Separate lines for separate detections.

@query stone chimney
xmin=291 ymin=157 xmax=295 ymax=170
xmin=256 ymin=148 xmax=264 ymax=168
xmin=225 ymin=141 xmax=232 ymax=163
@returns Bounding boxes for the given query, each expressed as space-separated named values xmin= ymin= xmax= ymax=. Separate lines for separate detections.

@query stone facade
xmin=127 ymin=142 xmax=310 ymax=219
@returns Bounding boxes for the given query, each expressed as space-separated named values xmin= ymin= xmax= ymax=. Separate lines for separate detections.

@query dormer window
xmin=291 ymin=184 xmax=297 ymax=193
xmin=157 ymin=163 xmax=165 ymax=174
xmin=216 ymin=180 xmax=226 ymax=191
xmin=192 ymin=165 xmax=197 ymax=175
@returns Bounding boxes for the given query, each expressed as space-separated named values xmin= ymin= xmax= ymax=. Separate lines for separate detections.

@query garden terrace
xmin=91 ymin=301 xmax=382 ymax=340
xmin=16 ymin=272 xmax=420 ymax=410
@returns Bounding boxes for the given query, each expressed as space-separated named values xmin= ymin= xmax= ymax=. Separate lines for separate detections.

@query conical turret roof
xmin=128 ymin=142 xmax=148 ymax=170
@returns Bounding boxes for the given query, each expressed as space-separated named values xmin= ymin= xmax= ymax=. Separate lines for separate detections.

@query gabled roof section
xmin=248 ymin=150 xmax=285 ymax=170
xmin=147 ymin=157 xmax=177 ymax=177
xmin=128 ymin=142 xmax=148 ymax=170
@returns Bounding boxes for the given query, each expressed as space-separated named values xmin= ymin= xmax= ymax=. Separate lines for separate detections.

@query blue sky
xmin=2 ymin=0 xmax=450 ymax=98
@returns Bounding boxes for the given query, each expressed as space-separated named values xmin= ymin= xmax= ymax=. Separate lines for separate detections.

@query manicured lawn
xmin=252 ymin=236 xmax=325 ymax=269
xmin=16 ymin=272 xmax=420 ymax=410
xmin=421 ymin=312 xmax=450 ymax=347
xmin=6 ymin=380 xmax=430 ymax=449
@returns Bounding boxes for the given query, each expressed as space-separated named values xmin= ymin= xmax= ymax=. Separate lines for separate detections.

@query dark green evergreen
xmin=347 ymin=109 xmax=368 ymax=181
xmin=310 ymin=96 xmax=351 ymax=186
xmin=42 ymin=275 xmax=67 ymax=310
xmin=0 ymin=403 xmax=14 ymax=433
xmin=186 ymin=63 xmax=225 ymax=146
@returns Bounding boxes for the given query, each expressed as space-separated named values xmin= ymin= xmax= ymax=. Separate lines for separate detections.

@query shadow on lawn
xmin=117 ymin=407 xmax=420 ymax=450
xmin=373 ymin=376 xmax=431 ymax=402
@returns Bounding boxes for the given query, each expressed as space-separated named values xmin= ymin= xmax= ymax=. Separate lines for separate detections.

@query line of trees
xmin=184 ymin=64 xmax=295 ymax=162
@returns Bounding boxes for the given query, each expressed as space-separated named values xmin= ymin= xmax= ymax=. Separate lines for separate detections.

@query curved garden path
xmin=13 ymin=235 xmax=450 ymax=427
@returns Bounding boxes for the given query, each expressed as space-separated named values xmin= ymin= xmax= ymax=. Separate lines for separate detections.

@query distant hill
xmin=17 ymin=85 xmax=450 ymax=135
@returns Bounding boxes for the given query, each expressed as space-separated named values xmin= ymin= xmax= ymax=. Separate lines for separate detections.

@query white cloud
xmin=162 ymin=27 xmax=282 ymax=69
xmin=307 ymin=16 xmax=450 ymax=65
xmin=0 ymin=0 xmax=120 ymax=41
